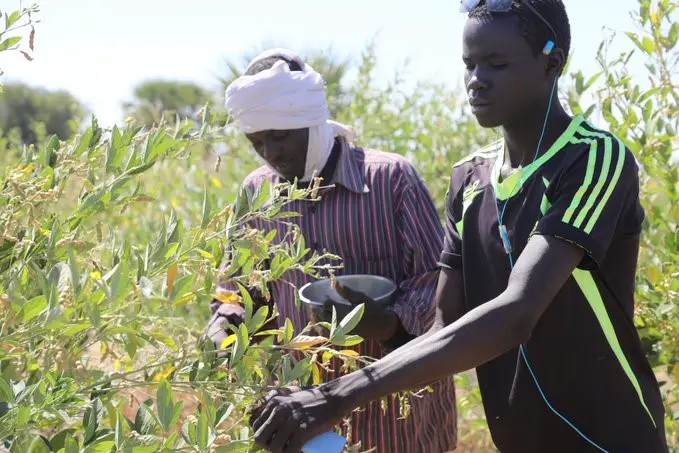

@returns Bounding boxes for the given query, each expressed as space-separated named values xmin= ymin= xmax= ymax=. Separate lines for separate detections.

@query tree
xmin=123 ymin=80 xmax=213 ymax=127
xmin=217 ymin=43 xmax=352 ymax=117
xmin=0 ymin=83 xmax=84 ymax=144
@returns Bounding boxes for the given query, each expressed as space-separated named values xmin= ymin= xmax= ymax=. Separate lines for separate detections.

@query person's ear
xmin=542 ymin=41 xmax=566 ymax=78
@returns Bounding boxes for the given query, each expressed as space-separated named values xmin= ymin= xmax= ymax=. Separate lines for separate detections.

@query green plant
xmin=2 ymin=0 xmax=679 ymax=451
xmin=567 ymin=0 xmax=679 ymax=448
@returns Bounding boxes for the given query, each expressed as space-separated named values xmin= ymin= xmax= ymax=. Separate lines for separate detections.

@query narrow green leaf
xmin=329 ymin=305 xmax=338 ymax=339
xmin=331 ymin=334 xmax=363 ymax=347
xmin=156 ymin=378 xmax=175 ymax=432
xmin=82 ymin=398 xmax=103 ymax=444
xmin=61 ymin=322 xmax=91 ymax=337
xmin=21 ymin=295 xmax=47 ymax=322
xmin=134 ymin=399 xmax=159 ymax=436
xmin=64 ymin=435 xmax=79 ymax=453
xmin=0 ymin=376 xmax=12 ymax=403
xmin=17 ymin=405 xmax=30 ymax=425
xmin=215 ymin=403 xmax=235 ymax=427
xmin=236 ymin=283 xmax=253 ymax=321
xmin=337 ymin=303 xmax=364 ymax=336
xmin=25 ymin=437 xmax=50 ymax=453
xmin=196 ymin=249 xmax=216 ymax=264
xmin=83 ymin=441 xmax=115 ymax=453
xmin=67 ymin=246 xmax=82 ymax=299
xmin=669 ymin=22 xmax=679 ymax=48
xmin=50 ymin=429 xmax=77 ymax=452
xmin=284 ymin=318 xmax=294 ymax=344
xmin=0 ymin=36 xmax=21 ymax=51
xmin=169 ymin=274 xmax=194 ymax=301
xmin=201 ymin=184 xmax=211 ymax=229
xmin=247 ymin=306 xmax=269 ymax=334
xmin=124 ymin=160 xmax=157 ymax=176
xmin=216 ymin=441 xmax=251 ymax=452
xmin=253 ymin=179 xmax=271 ymax=211
xmin=6 ymin=10 xmax=21 ymax=28
xmin=106 ymin=259 xmax=130 ymax=303
xmin=290 ymin=357 xmax=312 ymax=382
xmin=181 ymin=419 xmax=197 ymax=445
xmin=115 ymin=411 xmax=124 ymax=448
xmin=196 ymin=411 xmax=209 ymax=450
xmin=232 ymin=323 xmax=249 ymax=365
xmin=642 ymin=36 xmax=656 ymax=54
xmin=127 ymin=444 xmax=162 ymax=453
xmin=149 ymin=332 xmax=179 ymax=352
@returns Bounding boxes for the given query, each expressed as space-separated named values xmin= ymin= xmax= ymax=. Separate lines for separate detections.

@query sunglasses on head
xmin=460 ymin=0 xmax=558 ymax=50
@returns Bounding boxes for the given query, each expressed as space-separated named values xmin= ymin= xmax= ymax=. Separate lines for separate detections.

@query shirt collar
xmin=330 ymin=137 xmax=370 ymax=194
xmin=272 ymin=137 xmax=369 ymax=194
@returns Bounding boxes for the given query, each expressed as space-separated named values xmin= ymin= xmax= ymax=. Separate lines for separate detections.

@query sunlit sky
xmin=2 ymin=0 xmax=642 ymax=128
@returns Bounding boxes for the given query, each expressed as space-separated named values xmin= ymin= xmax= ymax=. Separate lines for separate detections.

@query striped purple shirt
xmin=223 ymin=138 xmax=457 ymax=453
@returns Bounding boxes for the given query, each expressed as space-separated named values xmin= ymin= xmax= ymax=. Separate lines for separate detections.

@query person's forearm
xmin=326 ymin=290 xmax=532 ymax=410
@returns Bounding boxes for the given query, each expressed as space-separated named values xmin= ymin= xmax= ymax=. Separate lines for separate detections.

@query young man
xmin=249 ymin=2 xmax=669 ymax=453
xmin=208 ymin=49 xmax=458 ymax=453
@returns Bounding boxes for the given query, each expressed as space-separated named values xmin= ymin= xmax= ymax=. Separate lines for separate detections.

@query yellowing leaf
xmin=254 ymin=329 xmax=283 ymax=337
xmin=154 ymin=367 xmax=176 ymax=382
xmin=174 ymin=293 xmax=196 ymax=306
xmin=90 ymin=271 xmax=101 ymax=281
xmin=651 ymin=12 xmax=659 ymax=24
xmin=167 ymin=264 xmax=178 ymax=295
xmin=211 ymin=177 xmax=223 ymax=188
xmin=213 ymin=290 xmax=242 ymax=305
xmin=647 ymin=266 xmax=662 ymax=286
xmin=312 ymin=363 xmax=322 ymax=385
xmin=171 ymin=197 xmax=179 ymax=208
xmin=339 ymin=350 xmax=359 ymax=357
xmin=285 ymin=335 xmax=328 ymax=351
xmin=322 ymin=351 xmax=335 ymax=363
xmin=220 ymin=334 xmax=237 ymax=349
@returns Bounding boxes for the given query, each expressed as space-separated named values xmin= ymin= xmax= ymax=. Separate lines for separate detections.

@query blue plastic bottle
xmin=302 ymin=431 xmax=347 ymax=453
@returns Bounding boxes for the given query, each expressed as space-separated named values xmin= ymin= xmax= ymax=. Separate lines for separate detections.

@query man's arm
xmin=383 ymin=266 xmax=465 ymax=356
xmin=380 ymin=164 xmax=449 ymax=346
xmin=249 ymin=234 xmax=585 ymax=452
xmin=323 ymin=164 xmax=447 ymax=346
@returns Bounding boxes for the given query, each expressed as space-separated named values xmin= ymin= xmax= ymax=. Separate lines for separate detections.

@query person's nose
xmin=263 ymin=142 xmax=284 ymax=161
xmin=467 ymin=67 xmax=490 ymax=92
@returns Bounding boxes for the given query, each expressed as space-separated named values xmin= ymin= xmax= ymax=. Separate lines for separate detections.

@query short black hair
xmin=469 ymin=0 xmax=571 ymax=61
xmin=244 ymin=56 xmax=303 ymax=76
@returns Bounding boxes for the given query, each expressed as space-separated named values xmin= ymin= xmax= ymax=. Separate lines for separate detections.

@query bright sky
xmin=2 ymin=0 xmax=641 ymax=128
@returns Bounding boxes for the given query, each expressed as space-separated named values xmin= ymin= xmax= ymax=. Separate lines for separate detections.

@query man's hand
xmin=206 ymin=302 xmax=246 ymax=353
xmin=321 ymin=281 xmax=399 ymax=341
xmin=249 ymin=386 xmax=345 ymax=453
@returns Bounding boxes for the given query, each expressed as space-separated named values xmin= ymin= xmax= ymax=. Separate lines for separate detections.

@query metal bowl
xmin=299 ymin=274 xmax=397 ymax=308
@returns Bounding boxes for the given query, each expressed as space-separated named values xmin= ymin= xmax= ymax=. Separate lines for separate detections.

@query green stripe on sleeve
xmin=572 ymin=269 xmax=656 ymax=426
xmin=573 ymin=134 xmax=613 ymax=228
xmin=572 ymin=127 xmax=627 ymax=234
xmin=584 ymin=136 xmax=626 ymax=234
xmin=562 ymin=139 xmax=598 ymax=224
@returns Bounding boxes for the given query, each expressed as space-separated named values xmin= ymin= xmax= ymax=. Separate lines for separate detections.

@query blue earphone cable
xmin=493 ymin=76 xmax=610 ymax=453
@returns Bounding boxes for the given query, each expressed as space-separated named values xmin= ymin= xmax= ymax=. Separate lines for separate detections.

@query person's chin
xmin=471 ymin=106 xmax=504 ymax=129
xmin=280 ymin=171 xmax=304 ymax=182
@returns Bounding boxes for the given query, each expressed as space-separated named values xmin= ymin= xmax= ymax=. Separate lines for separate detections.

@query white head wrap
xmin=224 ymin=48 xmax=356 ymax=181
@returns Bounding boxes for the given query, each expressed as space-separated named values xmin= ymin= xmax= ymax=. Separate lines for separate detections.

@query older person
xmin=207 ymin=48 xmax=458 ymax=453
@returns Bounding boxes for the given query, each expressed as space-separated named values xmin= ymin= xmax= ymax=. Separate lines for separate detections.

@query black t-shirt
xmin=439 ymin=115 xmax=668 ymax=452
